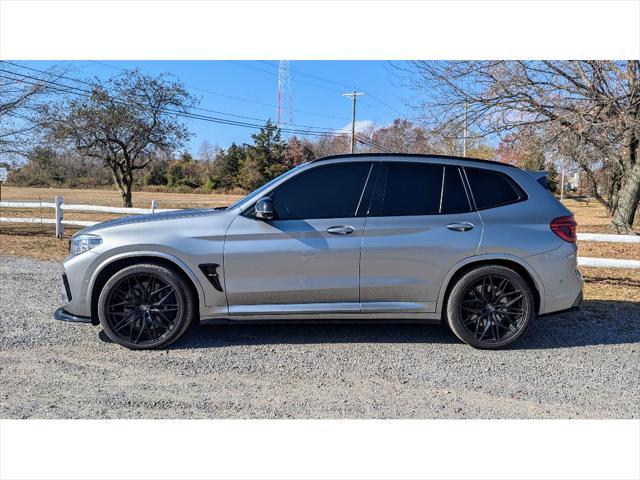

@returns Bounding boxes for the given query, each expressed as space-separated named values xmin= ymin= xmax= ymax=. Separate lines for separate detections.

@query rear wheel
xmin=446 ymin=265 xmax=534 ymax=349
xmin=98 ymin=263 xmax=195 ymax=349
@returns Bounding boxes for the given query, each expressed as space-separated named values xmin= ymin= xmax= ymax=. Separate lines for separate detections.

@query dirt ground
xmin=1 ymin=186 xmax=638 ymax=419
xmin=1 ymin=255 xmax=638 ymax=419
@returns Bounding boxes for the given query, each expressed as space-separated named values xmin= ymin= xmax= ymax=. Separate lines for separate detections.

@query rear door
xmin=360 ymin=162 xmax=483 ymax=313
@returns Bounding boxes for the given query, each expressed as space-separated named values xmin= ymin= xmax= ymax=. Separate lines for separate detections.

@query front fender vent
xmin=198 ymin=264 xmax=223 ymax=292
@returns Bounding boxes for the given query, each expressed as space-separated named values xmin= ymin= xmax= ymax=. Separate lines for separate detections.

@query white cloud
xmin=339 ymin=119 xmax=375 ymax=134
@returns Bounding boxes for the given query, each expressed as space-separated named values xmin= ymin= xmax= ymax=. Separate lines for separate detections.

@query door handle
xmin=326 ymin=225 xmax=355 ymax=235
xmin=446 ymin=222 xmax=474 ymax=232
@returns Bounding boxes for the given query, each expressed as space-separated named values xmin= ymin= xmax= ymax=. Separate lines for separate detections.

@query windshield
xmin=225 ymin=163 xmax=308 ymax=211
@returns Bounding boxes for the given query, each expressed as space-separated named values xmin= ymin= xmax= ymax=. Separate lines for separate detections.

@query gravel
xmin=1 ymin=255 xmax=639 ymax=419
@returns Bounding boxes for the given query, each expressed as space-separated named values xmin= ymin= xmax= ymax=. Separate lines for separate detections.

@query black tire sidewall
xmin=97 ymin=263 xmax=195 ymax=350
xmin=446 ymin=265 xmax=534 ymax=349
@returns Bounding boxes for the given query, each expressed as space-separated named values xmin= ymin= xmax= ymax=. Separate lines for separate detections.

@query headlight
xmin=70 ymin=234 xmax=102 ymax=256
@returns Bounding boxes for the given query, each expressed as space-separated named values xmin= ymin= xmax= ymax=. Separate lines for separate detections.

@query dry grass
xmin=1 ymin=187 xmax=638 ymax=303
xmin=1 ymin=185 xmax=242 ymax=209
xmin=581 ymin=267 xmax=640 ymax=302
xmin=563 ymin=198 xmax=640 ymax=234
xmin=1 ymin=186 xmax=243 ymax=261
xmin=577 ymin=241 xmax=640 ymax=261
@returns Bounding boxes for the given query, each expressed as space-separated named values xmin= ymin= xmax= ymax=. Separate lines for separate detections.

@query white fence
xmin=0 ymin=195 xmax=177 ymax=238
xmin=0 ymin=196 xmax=638 ymax=269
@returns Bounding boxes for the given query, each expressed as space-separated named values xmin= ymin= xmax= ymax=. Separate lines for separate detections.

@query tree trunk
xmin=121 ymin=176 xmax=133 ymax=208
xmin=610 ymin=161 xmax=640 ymax=234
xmin=108 ymin=165 xmax=133 ymax=208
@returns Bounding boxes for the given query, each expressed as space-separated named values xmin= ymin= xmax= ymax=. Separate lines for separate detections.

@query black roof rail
xmin=310 ymin=152 xmax=517 ymax=169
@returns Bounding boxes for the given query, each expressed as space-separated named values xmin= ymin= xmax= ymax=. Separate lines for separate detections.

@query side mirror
xmin=255 ymin=197 xmax=276 ymax=220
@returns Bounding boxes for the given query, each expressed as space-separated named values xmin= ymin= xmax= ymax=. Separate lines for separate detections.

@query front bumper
xmin=54 ymin=307 xmax=92 ymax=323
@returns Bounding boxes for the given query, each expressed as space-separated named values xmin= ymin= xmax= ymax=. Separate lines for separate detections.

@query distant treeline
xmin=7 ymin=119 xmax=516 ymax=194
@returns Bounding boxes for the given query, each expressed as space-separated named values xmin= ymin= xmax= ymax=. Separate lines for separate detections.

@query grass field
xmin=0 ymin=186 xmax=638 ymax=303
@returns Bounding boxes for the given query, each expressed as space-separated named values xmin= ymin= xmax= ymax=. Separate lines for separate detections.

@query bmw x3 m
xmin=55 ymin=154 xmax=583 ymax=349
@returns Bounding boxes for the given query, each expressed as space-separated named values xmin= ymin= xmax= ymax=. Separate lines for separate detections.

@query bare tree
xmin=43 ymin=70 xmax=197 ymax=206
xmin=0 ymin=63 xmax=59 ymax=162
xmin=369 ymin=118 xmax=435 ymax=154
xmin=402 ymin=61 xmax=640 ymax=233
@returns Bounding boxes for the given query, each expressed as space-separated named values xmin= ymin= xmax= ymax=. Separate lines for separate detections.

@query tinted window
xmin=441 ymin=166 xmax=472 ymax=214
xmin=370 ymin=163 xmax=442 ymax=216
xmin=269 ymin=162 xmax=372 ymax=219
xmin=465 ymin=167 xmax=526 ymax=210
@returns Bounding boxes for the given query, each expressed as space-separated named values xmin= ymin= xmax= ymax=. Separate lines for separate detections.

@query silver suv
xmin=55 ymin=154 xmax=583 ymax=350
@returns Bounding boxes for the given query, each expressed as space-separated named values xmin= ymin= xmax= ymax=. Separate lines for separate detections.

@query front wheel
xmin=446 ymin=265 xmax=534 ymax=349
xmin=98 ymin=263 xmax=195 ymax=349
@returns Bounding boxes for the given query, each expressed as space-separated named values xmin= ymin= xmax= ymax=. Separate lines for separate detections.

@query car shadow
xmin=98 ymin=299 xmax=639 ymax=350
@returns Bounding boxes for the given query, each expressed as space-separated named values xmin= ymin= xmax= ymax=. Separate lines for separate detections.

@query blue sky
xmin=16 ymin=60 xmax=414 ymax=153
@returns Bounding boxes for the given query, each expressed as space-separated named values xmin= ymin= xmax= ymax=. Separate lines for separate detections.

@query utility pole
xmin=342 ymin=91 xmax=364 ymax=153
xmin=462 ymin=102 xmax=468 ymax=157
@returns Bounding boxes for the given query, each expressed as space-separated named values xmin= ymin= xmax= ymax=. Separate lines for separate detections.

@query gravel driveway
xmin=1 ymin=255 xmax=638 ymax=419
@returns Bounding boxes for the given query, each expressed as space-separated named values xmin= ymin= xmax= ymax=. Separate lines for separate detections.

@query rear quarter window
xmin=464 ymin=167 xmax=527 ymax=210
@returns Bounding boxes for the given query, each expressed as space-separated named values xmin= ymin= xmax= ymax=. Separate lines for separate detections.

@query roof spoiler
xmin=526 ymin=170 xmax=549 ymax=189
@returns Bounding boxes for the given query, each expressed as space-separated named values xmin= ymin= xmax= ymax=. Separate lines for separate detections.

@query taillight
xmin=551 ymin=215 xmax=577 ymax=243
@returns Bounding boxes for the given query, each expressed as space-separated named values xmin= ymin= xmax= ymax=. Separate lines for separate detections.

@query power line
xmin=229 ymin=60 xmax=342 ymax=94
xmin=1 ymin=65 xmax=395 ymax=153
xmin=86 ymin=60 xmax=349 ymax=122
xmin=0 ymin=69 xmax=351 ymax=139
xmin=257 ymin=60 xmax=405 ymax=118
xmin=259 ymin=60 xmax=355 ymax=90
xmin=88 ymin=60 xmax=406 ymax=122
xmin=0 ymin=62 xmax=346 ymax=135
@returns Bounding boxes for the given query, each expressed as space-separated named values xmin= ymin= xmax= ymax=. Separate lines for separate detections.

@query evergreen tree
xmin=238 ymin=121 xmax=287 ymax=191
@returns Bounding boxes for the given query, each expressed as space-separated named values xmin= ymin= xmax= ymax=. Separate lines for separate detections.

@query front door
xmin=224 ymin=161 xmax=374 ymax=315
xmin=360 ymin=162 xmax=483 ymax=313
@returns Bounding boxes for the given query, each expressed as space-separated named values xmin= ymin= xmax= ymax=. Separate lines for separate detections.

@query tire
xmin=98 ymin=263 xmax=196 ymax=350
xmin=446 ymin=265 xmax=534 ymax=349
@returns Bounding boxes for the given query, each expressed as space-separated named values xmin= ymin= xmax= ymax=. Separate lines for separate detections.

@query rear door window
xmin=441 ymin=166 xmax=472 ymax=214
xmin=464 ymin=167 xmax=527 ymax=210
xmin=369 ymin=162 xmax=443 ymax=216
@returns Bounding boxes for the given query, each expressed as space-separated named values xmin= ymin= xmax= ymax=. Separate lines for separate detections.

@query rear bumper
xmin=527 ymin=242 xmax=584 ymax=315
xmin=538 ymin=290 xmax=583 ymax=317
xmin=54 ymin=307 xmax=92 ymax=324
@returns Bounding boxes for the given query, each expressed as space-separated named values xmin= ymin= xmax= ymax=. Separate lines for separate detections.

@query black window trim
xmin=244 ymin=161 xmax=376 ymax=221
xmin=461 ymin=166 xmax=529 ymax=211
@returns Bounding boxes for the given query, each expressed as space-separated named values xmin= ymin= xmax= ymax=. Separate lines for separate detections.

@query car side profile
xmin=55 ymin=153 xmax=583 ymax=350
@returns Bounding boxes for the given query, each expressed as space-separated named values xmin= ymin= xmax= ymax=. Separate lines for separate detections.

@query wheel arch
xmin=88 ymin=252 xmax=204 ymax=325
xmin=436 ymin=254 xmax=544 ymax=319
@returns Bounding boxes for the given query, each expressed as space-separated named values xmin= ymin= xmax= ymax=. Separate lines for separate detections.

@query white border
xmin=2 ymin=419 xmax=639 ymax=480
xmin=1 ymin=0 xmax=639 ymax=60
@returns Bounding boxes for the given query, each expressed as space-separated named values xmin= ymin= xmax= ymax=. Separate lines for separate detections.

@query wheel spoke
xmin=154 ymin=310 xmax=174 ymax=327
xmin=105 ymin=273 xmax=180 ymax=345
xmin=458 ymin=274 xmax=527 ymax=344
xmin=107 ymin=300 xmax=134 ymax=309
xmin=502 ymin=293 xmax=524 ymax=307
xmin=149 ymin=284 xmax=172 ymax=300
xmin=152 ymin=289 xmax=175 ymax=306
xmin=113 ymin=311 xmax=140 ymax=332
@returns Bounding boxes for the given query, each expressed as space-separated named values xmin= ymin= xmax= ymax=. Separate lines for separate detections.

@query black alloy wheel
xmin=446 ymin=265 xmax=534 ymax=349
xmin=98 ymin=263 xmax=195 ymax=349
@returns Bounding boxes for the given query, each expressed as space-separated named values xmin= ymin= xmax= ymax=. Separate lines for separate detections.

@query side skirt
xmin=200 ymin=302 xmax=442 ymax=324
